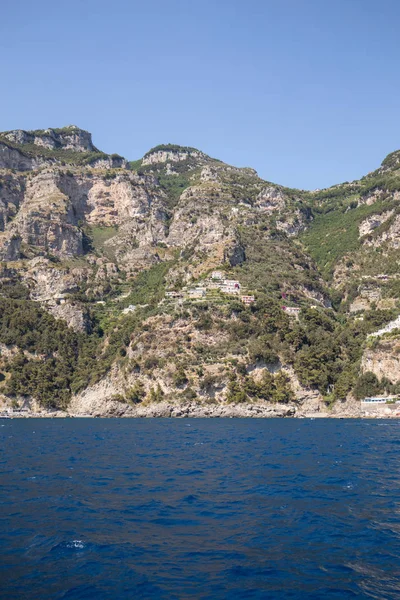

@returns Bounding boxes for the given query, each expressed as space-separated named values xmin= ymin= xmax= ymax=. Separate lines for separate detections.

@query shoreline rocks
xmin=1 ymin=398 xmax=394 ymax=419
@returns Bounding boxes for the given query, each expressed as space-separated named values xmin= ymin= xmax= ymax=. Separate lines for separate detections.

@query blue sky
xmin=1 ymin=0 xmax=400 ymax=189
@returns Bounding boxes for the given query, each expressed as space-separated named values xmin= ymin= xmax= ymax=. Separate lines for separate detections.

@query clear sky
xmin=1 ymin=0 xmax=400 ymax=189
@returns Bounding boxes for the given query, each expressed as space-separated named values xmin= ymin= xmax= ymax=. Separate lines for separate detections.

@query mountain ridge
xmin=1 ymin=125 xmax=400 ymax=418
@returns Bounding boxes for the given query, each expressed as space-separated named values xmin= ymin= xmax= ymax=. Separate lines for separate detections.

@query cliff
xmin=1 ymin=126 xmax=400 ymax=417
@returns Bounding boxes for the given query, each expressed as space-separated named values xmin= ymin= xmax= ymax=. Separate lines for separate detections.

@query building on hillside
xmin=208 ymin=282 xmax=222 ymax=290
xmin=241 ymin=295 xmax=255 ymax=305
xmin=211 ymin=271 xmax=224 ymax=280
xmin=361 ymin=396 xmax=399 ymax=404
xmin=165 ymin=291 xmax=182 ymax=298
xmin=188 ymin=287 xmax=206 ymax=298
xmin=221 ymin=280 xmax=241 ymax=295
xmin=282 ymin=306 xmax=301 ymax=318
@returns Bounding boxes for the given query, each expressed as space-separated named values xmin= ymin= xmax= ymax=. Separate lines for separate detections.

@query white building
xmin=282 ymin=306 xmax=301 ymax=318
xmin=361 ymin=397 xmax=399 ymax=404
xmin=188 ymin=287 xmax=206 ymax=298
xmin=221 ymin=280 xmax=241 ymax=295
xmin=241 ymin=295 xmax=255 ymax=305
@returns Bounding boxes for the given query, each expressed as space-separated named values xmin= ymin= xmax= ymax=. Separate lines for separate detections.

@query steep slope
xmin=1 ymin=127 xmax=399 ymax=416
xmin=300 ymin=151 xmax=400 ymax=311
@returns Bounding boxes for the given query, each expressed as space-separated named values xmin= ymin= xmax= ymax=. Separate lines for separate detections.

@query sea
xmin=1 ymin=418 xmax=400 ymax=599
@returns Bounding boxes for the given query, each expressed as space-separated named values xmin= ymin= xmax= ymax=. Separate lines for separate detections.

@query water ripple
xmin=1 ymin=419 xmax=400 ymax=599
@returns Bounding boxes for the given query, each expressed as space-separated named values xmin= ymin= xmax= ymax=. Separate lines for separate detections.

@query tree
xmin=353 ymin=372 xmax=381 ymax=400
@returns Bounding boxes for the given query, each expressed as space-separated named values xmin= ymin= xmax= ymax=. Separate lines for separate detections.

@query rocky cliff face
xmin=142 ymin=147 xmax=206 ymax=166
xmin=1 ymin=126 xmax=400 ymax=416
xmin=361 ymin=337 xmax=400 ymax=383
xmin=3 ymin=125 xmax=95 ymax=152
xmin=0 ymin=126 xmax=127 ymax=171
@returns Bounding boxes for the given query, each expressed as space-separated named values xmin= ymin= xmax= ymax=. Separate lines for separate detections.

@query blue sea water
xmin=1 ymin=419 xmax=400 ymax=599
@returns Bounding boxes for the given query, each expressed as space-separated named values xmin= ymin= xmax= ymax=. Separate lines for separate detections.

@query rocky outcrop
xmin=3 ymin=126 xmax=95 ymax=153
xmin=0 ymin=142 xmax=51 ymax=170
xmin=255 ymin=186 xmax=286 ymax=211
xmin=359 ymin=210 xmax=394 ymax=237
xmin=48 ymin=302 xmax=90 ymax=333
xmin=142 ymin=148 xmax=206 ymax=166
xmin=0 ymin=168 xmax=170 ymax=258
xmin=276 ymin=211 xmax=304 ymax=236
xmin=21 ymin=257 xmax=81 ymax=301
xmin=0 ymin=233 xmax=21 ymax=261
xmin=224 ymin=240 xmax=246 ymax=266
xmin=0 ymin=127 xmax=128 ymax=171
xmin=200 ymin=166 xmax=219 ymax=182
xmin=363 ymin=212 xmax=400 ymax=249
xmin=362 ymin=337 xmax=400 ymax=383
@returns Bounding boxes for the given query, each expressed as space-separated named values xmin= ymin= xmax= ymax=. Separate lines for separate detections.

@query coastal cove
xmin=2 ymin=418 xmax=400 ymax=599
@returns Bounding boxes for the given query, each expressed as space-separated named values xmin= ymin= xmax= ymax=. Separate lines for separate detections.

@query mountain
xmin=0 ymin=126 xmax=399 ymax=417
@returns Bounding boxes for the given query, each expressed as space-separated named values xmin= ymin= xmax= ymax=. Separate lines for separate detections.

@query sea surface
xmin=1 ymin=419 xmax=400 ymax=599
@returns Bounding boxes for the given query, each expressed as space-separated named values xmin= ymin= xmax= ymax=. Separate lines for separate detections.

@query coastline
xmin=1 ymin=398 xmax=398 ymax=419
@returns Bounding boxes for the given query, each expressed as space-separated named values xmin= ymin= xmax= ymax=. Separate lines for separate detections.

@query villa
xmin=188 ymin=288 xmax=206 ymax=298
xmin=361 ymin=396 xmax=399 ymax=404
xmin=221 ymin=280 xmax=241 ymax=295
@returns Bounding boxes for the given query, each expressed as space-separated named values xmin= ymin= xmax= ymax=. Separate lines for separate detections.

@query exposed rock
xmin=4 ymin=124 xmax=399 ymax=420
xmin=362 ymin=337 xmax=400 ymax=383
xmin=0 ymin=233 xmax=21 ymax=261
xmin=364 ymin=213 xmax=400 ymax=249
xmin=276 ymin=210 xmax=304 ymax=236
xmin=48 ymin=302 xmax=90 ymax=333
xmin=224 ymin=241 xmax=246 ymax=266
xmin=0 ymin=142 xmax=51 ymax=170
xmin=4 ymin=126 xmax=95 ymax=153
xmin=21 ymin=258 xmax=80 ymax=301
xmin=200 ymin=166 xmax=219 ymax=182
xmin=255 ymin=186 xmax=286 ymax=211
xmin=359 ymin=210 xmax=394 ymax=237
xmin=142 ymin=148 xmax=205 ymax=166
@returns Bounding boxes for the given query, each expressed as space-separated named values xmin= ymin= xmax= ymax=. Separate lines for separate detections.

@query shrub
xmin=173 ymin=366 xmax=188 ymax=387
xmin=226 ymin=379 xmax=249 ymax=403
xmin=126 ymin=381 xmax=145 ymax=404
xmin=149 ymin=384 xmax=164 ymax=403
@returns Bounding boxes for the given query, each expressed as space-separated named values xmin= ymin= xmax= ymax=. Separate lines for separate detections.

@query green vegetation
xmin=226 ymin=370 xmax=293 ymax=404
xmin=3 ymin=128 xmax=400 ymax=412
xmin=234 ymin=217 xmax=323 ymax=296
xmin=157 ymin=172 xmax=192 ymax=208
xmin=83 ymin=226 xmax=119 ymax=255
xmin=129 ymin=159 xmax=142 ymax=171
xmin=143 ymin=143 xmax=203 ymax=158
xmin=119 ymin=261 xmax=175 ymax=308
xmin=0 ymin=134 xmax=114 ymax=166
xmin=301 ymin=198 xmax=398 ymax=279
xmin=29 ymin=126 xmax=90 ymax=138
xmin=0 ymin=298 xmax=100 ymax=407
